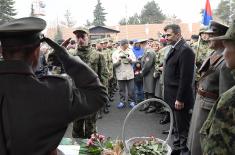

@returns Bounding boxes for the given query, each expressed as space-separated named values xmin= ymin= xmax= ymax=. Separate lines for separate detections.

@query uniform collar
xmin=0 ymin=60 xmax=35 ymax=76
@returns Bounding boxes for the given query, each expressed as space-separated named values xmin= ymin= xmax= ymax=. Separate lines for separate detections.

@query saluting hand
xmin=42 ymin=37 xmax=68 ymax=57
xmin=61 ymin=38 xmax=72 ymax=48
xmin=175 ymin=100 xmax=184 ymax=110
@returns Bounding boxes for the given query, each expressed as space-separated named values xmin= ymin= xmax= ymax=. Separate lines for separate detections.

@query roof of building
xmin=45 ymin=23 xmax=201 ymax=41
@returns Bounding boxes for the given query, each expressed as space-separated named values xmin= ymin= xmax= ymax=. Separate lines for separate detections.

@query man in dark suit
xmin=0 ymin=17 xmax=107 ymax=155
xmin=163 ymin=24 xmax=195 ymax=154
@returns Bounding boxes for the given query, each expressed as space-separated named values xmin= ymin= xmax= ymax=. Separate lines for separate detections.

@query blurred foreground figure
xmin=200 ymin=20 xmax=235 ymax=155
xmin=0 ymin=17 xmax=107 ymax=155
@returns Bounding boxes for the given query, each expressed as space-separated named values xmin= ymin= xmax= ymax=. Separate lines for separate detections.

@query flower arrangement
xmin=130 ymin=137 xmax=168 ymax=155
xmin=81 ymin=133 xmax=123 ymax=155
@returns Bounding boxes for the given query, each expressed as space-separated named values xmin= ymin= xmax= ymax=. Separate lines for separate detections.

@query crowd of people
xmin=0 ymin=17 xmax=235 ymax=155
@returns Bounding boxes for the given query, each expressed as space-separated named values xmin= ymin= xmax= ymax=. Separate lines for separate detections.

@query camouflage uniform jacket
xmin=76 ymin=47 xmax=109 ymax=86
xmin=200 ymin=70 xmax=235 ymax=155
xmin=102 ymin=48 xmax=113 ymax=78
xmin=192 ymin=41 xmax=212 ymax=81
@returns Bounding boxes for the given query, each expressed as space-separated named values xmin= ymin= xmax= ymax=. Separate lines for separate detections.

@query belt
xmin=197 ymin=88 xmax=219 ymax=100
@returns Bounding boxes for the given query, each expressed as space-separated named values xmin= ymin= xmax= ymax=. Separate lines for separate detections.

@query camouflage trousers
xmin=108 ymin=77 xmax=117 ymax=96
xmin=72 ymin=114 xmax=97 ymax=139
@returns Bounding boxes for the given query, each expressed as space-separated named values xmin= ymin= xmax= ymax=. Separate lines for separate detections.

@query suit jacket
xmin=0 ymin=54 xmax=108 ymax=155
xmin=164 ymin=39 xmax=195 ymax=109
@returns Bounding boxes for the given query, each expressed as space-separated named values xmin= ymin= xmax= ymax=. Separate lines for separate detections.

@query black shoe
xmin=103 ymin=107 xmax=109 ymax=114
xmin=145 ymin=106 xmax=157 ymax=113
xmin=160 ymin=113 xmax=170 ymax=124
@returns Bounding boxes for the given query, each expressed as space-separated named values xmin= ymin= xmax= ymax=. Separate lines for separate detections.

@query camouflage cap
xmin=73 ymin=27 xmax=89 ymax=35
xmin=103 ymin=38 xmax=109 ymax=43
xmin=95 ymin=39 xmax=102 ymax=44
xmin=210 ymin=20 xmax=235 ymax=41
xmin=205 ymin=20 xmax=228 ymax=35
xmin=199 ymin=26 xmax=208 ymax=35
xmin=91 ymin=40 xmax=96 ymax=45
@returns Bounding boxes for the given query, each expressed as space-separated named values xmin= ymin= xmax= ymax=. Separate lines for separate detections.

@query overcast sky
xmin=14 ymin=0 xmax=220 ymax=26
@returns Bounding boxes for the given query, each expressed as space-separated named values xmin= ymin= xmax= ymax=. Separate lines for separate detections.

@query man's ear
xmin=31 ymin=46 xmax=40 ymax=69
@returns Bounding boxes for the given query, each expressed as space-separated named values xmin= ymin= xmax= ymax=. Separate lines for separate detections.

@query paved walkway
xmin=65 ymin=92 xmax=172 ymax=145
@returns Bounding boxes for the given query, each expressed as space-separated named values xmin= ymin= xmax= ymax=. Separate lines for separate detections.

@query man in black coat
xmin=163 ymin=24 xmax=195 ymax=154
xmin=0 ymin=17 xmax=107 ymax=155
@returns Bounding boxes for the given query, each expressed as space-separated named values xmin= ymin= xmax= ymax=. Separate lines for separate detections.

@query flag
xmin=202 ymin=0 xmax=213 ymax=26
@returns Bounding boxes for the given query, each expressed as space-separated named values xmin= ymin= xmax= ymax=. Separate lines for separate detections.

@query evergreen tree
xmin=85 ymin=20 xmax=92 ymax=27
xmin=128 ymin=13 xmax=141 ymax=24
xmin=214 ymin=0 xmax=235 ymax=24
xmin=119 ymin=18 xmax=127 ymax=25
xmin=140 ymin=0 xmax=165 ymax=24
xmin=0 ymin=0 xmax=17 ymax=21
xmin=119 ymin=14 xmax=141 ymax=25
xmin=93 ymin=0 xmax=107 ymax=26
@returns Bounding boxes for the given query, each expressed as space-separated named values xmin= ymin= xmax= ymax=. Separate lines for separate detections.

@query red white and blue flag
xmin=202 ymin=0 xmax=213 ymax=26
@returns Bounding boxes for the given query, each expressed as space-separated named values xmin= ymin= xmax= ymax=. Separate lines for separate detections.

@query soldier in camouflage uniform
xmin=102 ymin=38 xmax=115 ymax=103
xmin=95 ymin=39 xmax=110 ymax=115
xmin=192 ymin=27 xmax=213 ymax=82
xmin=72 ymin=27 xmax=109 ymax=138
xmin=154 ymin=43 xmax=172 ymax=125
xmin=108 ymin=40 xmax=118 ymax=98
xmin=200 ymin=20 xmax=235 ymax=155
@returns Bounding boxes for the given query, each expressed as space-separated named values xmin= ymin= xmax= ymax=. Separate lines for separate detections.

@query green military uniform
xmin=193 ymin=41 xmax=212 ymax=81
xmin=73 ymin=43 xmax=109 ymax=138
xmin=200 ymin=74 xmax=235 ymax=154
xmin=191 ymin=28 xmax=213 ymax=82
xmin=153 ymin=49 xmax=163 ymax=98
xmin=68 ymin=48 xmax=77 ymax=56
xmin=187 ymin=21 xmax=235 ymax=155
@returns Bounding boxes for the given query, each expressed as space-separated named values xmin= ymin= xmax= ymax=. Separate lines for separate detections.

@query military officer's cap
xmin=210 ymin=20 xmax=235 ymax=41
xmin=0 ymin=17 xmax=46 ymax=47
xmin=73 ymin=27 xmax=89 ymax=35
xmin=205 ymin=20 xmax=228 ymax=35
